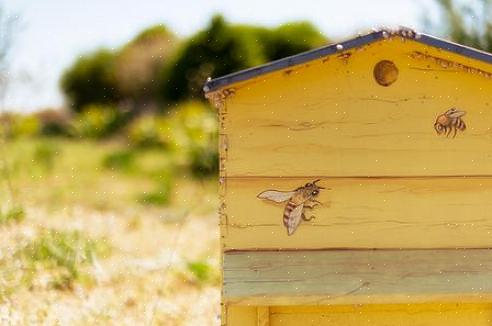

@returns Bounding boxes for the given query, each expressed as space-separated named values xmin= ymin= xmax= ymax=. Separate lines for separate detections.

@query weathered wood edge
xmin=224 ymin=249 xmax=492 ymax=306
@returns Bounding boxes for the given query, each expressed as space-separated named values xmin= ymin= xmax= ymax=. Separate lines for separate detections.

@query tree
xmin=114 ymin=25 xmax=177 ymax=110
xmin=426 ymin=0 xmax=492 ymax=52
xmin=261 ymin=21 xmax=326 ymax=61
xmin=60 ymin=49 xmax=119 ymax=112
xmin=159 ymin=15 xmax=327 ymax=103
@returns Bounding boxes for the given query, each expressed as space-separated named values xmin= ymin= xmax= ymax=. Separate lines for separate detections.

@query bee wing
xmin=446 ymin=109 xmax=466 ymax=118
xmin=257 ymin=190 xmax=296 ymax=203
xmin=284 ymin=203 xmax=304 ymax=236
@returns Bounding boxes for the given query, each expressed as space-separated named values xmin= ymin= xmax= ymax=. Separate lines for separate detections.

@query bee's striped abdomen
xmin=283 ymin=201 xmax=297 ymax=226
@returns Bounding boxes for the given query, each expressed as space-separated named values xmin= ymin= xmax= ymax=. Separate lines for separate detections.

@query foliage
xmin=17 ymin=229 xmax=110 ymax=290
xmin=426 ymin=0 xmax=492 ymax=52
xmin=175 ymin=102 xmax=218 ymax=177
xmin=71 ymin=104 xmax=127 ymax=139
xmin=0 ymin=205 xmax=25 ymax=225
xmin=35 ymin=109 xmax=72 ymax=136
xmin=115 ymin=25 xmax=176 ymax=108
xmin=61 ymin=49 xmax=119 ymax=112
xmin=159 ymin=15 xmax=327 ymax=103
xmin=262 ymin=21 xmax=326 ymax=61
xmin=61 ymin=15 xmax=327 ymax=109
xmin=159 ymin=15 xmax=265 ymax=102
xmin=138 ymin=177 xmax=173 ymax=206
xmin=184 ymin=260 xmax=219 ymax=286
xmin=0 ymin=113 xmax=41 ymax=139
xmin=33 ymin=141 xmax=60 ymax=171
xmin=102 ymin=149 xmax=135 ymax=172
xmin=126 ymin=114 xmax=171 ymax=148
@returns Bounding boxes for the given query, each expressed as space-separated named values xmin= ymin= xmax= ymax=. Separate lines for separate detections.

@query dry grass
xmin=0 ymin=138 xmax=220 ymax=325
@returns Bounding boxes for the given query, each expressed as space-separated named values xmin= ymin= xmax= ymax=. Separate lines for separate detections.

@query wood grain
xmin=224 ymin=249 xmax=492 ymax=306
xmin=269 ymin=303 xmax=492 ymax=326
xmin=222 ymin=38 xmax=492 ymax=177
xmin=223 ymin=177 xmax=492 ymax=249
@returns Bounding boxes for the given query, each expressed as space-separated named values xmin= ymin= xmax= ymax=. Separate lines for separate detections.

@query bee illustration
xmin=257 ymin=180 xmax=327 ymax=236
xmin=434 ymin=108 xmax=466 ymax=138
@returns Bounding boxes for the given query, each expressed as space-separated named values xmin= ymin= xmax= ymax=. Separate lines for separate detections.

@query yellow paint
xmin=211 ymin=35 xmax=492 ymax=325
xmin=221 ymin=38 xmax=492 ymax=177
xmin=270 ymin=304 xmax=492 ymax=326
xmin=227 ymin=304 xmax=492 ymax=326
xmin=223 ymin=176 xmax=492 ymax=249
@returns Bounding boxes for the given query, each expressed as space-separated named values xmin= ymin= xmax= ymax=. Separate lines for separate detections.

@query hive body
xmin=206 ymin=30 xmax=492 ymax=325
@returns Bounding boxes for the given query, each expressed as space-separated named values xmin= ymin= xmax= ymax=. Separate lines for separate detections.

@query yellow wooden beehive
xmin=204 ymin=27 xmax=492 ymax=326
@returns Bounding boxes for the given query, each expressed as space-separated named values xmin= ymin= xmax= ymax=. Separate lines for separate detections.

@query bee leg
xmin=304 ymin=202 xmax=320 ymax=209
xmin=302 ymin=213 xmax=315 ymax=222
xmin=446 ymin=126 xmax=452 ymax=137
xmin=452 ymin=126 xmax=457 ymax=138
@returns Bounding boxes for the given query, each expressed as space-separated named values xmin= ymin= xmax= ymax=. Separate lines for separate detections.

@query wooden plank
xmin=223 ymin=177 xmax=492 ymax=249
xmin=224 ymin=249 xmax=492 ymax=306
xmin=223 ymin=38 xmax=492 ymax=177
xmin=269 ymin=303 xmax=492 ymax=326
xmin=257 ymin=307 xmax=270 ymax=326
xmin=226 ymin=305 xmax=258 ymax=325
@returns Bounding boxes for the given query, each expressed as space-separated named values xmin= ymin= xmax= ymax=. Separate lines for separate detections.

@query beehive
xmin=204 ymin=27 xmax=492 ymax=326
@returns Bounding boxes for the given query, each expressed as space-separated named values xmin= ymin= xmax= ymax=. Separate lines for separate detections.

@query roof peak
xmin=204 ymin=27 xmax=492 ymax=94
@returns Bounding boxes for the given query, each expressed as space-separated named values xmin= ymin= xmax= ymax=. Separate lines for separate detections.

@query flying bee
xmin=257 ymin=179 xmax=328 ymax=236
xmin=434 ymin=108 xmax=466 ymax=138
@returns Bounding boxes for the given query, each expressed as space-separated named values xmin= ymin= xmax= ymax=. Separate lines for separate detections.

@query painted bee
xmin=434 ymin=108 xmax=466 ymax=138
xmin=257 ymin=180 xmax=327 ymax=236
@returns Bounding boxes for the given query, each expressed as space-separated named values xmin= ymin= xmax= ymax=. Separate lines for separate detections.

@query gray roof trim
xmin=203 ymin=29 xmax=492 ymax=93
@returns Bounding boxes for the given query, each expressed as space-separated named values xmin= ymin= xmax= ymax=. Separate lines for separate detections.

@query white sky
xmin=3 ymin=0 xmax=437 ymax=112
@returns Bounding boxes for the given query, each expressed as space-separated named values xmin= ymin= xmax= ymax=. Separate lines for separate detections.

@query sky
xmin=2 ymin=0 xmax=437 ymax=112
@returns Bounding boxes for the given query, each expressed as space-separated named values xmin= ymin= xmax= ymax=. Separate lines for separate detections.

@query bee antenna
xmin=312 ymin=179 xmax=321 ymax=184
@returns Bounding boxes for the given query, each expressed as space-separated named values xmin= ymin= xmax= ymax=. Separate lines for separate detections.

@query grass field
xmin=0 ymin=138 xmax=220 ymax=325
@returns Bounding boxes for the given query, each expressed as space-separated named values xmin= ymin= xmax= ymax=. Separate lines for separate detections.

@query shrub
xmin=61 ymin=49 xmax=119 ymax=112
xmin=0 ymin=113 xmax=41 ymax=139
xmin=171 ymin=102 xmax=218 ymax=177
xmin=189 ymin=143 xmax=218 ymax=178
xmin=35 ymin=108 xmax=72 ymax=136
xmin=102 ymin=149 xmax=135 ymax=172
xmin=115 ymin=25 xmax=176 ymax=108
xmin=138 ymin=175 xmax=173 ymax=206
xmin=126 ymin=114 xmax=171 ymax=148
xmin=71 ymin=104 xmax=126 ymax=139
xmin=158 ymin=15 xmax=327 ymax=103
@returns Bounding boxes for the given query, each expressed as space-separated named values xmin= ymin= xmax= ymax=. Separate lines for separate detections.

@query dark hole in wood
xmin=374 ymin=60 xmax=398 ymax=86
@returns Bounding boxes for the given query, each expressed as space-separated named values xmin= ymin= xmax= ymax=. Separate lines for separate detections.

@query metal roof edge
xmin=203 ymin=28 xmax=492 ymax=94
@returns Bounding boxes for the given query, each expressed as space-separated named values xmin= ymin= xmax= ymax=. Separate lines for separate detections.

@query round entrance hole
xmin=373 ymin=60 xmax=398 ymax=86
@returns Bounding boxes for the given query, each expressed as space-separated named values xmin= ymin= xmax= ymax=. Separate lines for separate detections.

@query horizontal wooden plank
xmin=268 ymin=303 xmax=492 ymax=326
xmin=223 ymin=177 xmax=492 ymax=249
xmin=224 ymin=249 xmax=492 ymax=306
xmin=223 ymin=38 xmax=492 ymax=177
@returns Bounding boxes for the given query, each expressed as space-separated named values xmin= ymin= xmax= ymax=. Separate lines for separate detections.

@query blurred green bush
xmin=61 ymin=15 xmax=327 ymax=112
xmin=0 ymin=113 xmax=41 ymax=139
xmin=71 ymin=104 xmax=127 ymax=139
xmin=127 ymin=114 xmax=171 ymax=148
xmin=61 ymin=49 xmax=120 ymax=112
xmin=159 ymin=15 xmax=327 ymax=102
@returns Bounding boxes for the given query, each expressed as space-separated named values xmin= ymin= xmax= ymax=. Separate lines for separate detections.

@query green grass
xmin=0 ymin=206 xmax=25 ymax=225
xmin=18 ymin=229 xmax=111 ymax=290
xmin=184 ymin=259 xmax=220 ymax=286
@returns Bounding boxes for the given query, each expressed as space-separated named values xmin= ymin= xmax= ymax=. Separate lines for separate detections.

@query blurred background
xmin=0 ymin=0 xmax=488 ymax=324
